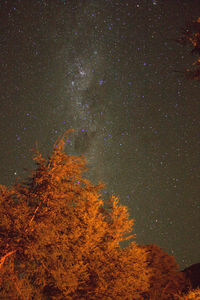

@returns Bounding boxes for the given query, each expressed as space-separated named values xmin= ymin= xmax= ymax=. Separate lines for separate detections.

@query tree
xmin=139 ymin=244 xmax=187 ymax=299
xmin=0 ymin=130 xmax=150 ymax=299
xmin=177 ymin=17 xmax=200 ymax=80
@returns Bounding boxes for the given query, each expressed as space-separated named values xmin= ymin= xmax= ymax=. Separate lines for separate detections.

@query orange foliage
xmin=0 ymin=130 xmax=190 ymax=298
xmin=178 ymin=288 xmax=200 ymax=299
xmin=0 ymin=130 xmax=149 ymax=299
xmin=139 ymin=244 xmax=187 ymax=299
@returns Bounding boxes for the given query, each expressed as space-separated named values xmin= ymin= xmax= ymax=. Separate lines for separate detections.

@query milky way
xmin=0 ymin=0 xmax=200 ymax=269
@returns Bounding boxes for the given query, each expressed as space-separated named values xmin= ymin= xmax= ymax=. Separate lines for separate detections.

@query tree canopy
xmin=0 ymin=130 xmax=150 ymax=299
xmin=0 ymin=130 xmax=197 ymax=299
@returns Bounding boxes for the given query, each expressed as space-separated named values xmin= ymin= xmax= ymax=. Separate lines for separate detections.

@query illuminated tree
xmin=177 ymin=17 xmax=200 ymax=80
xmin=0 ymin=130 xmax=150 ymax=299
xmin=139 ymin=244 xmax=187 ymax=299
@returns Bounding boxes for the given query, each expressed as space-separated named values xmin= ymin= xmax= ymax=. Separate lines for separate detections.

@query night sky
xmin=0 ymin=0 xmax=199 ymax=270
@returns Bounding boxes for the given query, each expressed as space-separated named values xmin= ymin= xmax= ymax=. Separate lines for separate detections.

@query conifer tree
xmin=0 ymin=130 xmax=150 ymax=299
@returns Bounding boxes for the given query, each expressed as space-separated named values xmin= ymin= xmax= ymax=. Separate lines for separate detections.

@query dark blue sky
xmin=0 ymin=0 xmax=199 ymax=269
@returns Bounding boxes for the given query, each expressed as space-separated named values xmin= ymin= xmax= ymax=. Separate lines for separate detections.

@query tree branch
xmin=0 ymin=250 xmax=16 ymax=271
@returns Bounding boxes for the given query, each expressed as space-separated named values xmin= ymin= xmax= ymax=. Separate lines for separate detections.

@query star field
xmin=0 ymin=0 xmax=200 ymax=269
